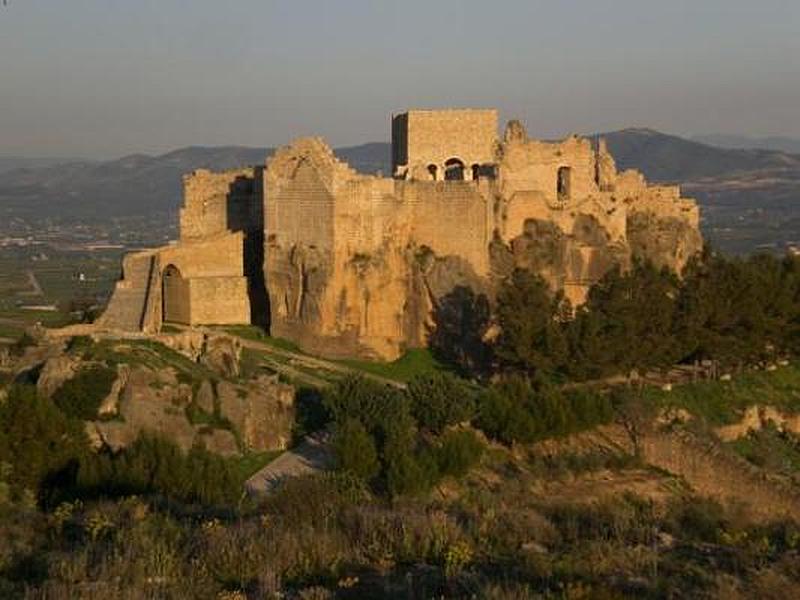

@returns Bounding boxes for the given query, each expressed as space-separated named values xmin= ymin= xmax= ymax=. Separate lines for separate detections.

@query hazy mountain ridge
xmin=0 ymin=144 xmax=393 ymax=220
xmin=692 ymin=134 xmax=800 ymax=155
xmin=0 ymin=156 xmax=88 ymax=175
xmin=596 ymin=128 xmax=800 ymax=182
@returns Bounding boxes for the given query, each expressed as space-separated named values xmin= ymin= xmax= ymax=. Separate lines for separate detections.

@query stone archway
xmin=444 ymin=158 xmax=465 ymax=181
xmin=162 ymin=264 xmax=190 ymax=324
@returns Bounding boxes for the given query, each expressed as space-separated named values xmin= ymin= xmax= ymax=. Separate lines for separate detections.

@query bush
xmin=77 ymin=433 xmax=240 ymax=505
xmin=52 ymin=365 xmax=117 ymax=420
xmin=474 ymin=378 xmax=538 ymax=445
xmin=434 ymin=429 xmax=484 ymax=478
xmin=333 ymin=419 xmax=380 ymax=482
xmin=385 ymin=447 xmax=439 ymax=498
xmin=407 ymin=372 xmax=476 ymax=434
xmin=324 ymin=375 xmax=414 ymax=452
xmin=0 ymin=386 xmax=89 ymax=502
xmin=474 ymin=377 xmax=613 ymax=445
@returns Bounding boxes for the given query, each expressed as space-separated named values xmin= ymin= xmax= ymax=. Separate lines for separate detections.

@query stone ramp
xmin=245 ymin=431 xmax=334 ymax=496
xmin=97 ymin=253 xmax=156 ymax=332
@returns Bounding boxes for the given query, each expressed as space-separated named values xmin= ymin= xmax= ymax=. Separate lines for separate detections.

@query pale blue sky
xmin=1 ymin=0 xmax=798 ymax=158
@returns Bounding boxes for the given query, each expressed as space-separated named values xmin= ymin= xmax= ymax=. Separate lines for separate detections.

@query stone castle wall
xmin=101 ymin=108 xmax=703 ymax=360
xmin=393 ymin=109 xmax=498 ymax=179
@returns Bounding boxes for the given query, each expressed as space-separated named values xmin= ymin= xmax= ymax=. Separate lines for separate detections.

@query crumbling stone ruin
xmin=100 ymin=109 xmax=702 ymax=360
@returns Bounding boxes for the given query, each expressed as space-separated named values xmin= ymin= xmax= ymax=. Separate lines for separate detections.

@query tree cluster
xmin=326 ymin=373 xmax=484 ymax=497
xmin=492 ymin=251 xmax=800 ymax=381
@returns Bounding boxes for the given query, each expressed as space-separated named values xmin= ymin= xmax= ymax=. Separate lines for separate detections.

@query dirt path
xmin=245 ymin=431 xmax=334 ymax=495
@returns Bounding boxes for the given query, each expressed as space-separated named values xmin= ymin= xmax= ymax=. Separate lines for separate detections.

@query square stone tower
xmin=391 ymin=109 xmax=498 ymax=181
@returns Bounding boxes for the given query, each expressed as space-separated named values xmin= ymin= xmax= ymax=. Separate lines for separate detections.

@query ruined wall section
xmin=180 ymin=167 xmax=262 ymax=242
xmin=495 ymin=124 xmax=700 ymax=305
xmin=498 ymin=131 xmax=601 ymax=212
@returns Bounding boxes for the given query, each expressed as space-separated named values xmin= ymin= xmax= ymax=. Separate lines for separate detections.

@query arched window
xmin=557 ymin=166 xmax=572 ymax=202
xmin=444 ymin=158 xmax=465 ymax=181
xmin=427 ymin=164 xmax=438 ymax=181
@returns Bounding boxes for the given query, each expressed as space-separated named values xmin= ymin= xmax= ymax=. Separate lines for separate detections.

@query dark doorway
xmin=444 ymin=158 xmax=465 ymax=181
xmin=162 ymin=264 xmax=190 ymax=324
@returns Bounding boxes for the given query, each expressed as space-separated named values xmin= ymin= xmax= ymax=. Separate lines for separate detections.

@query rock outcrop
xmin=88 ymin=365 xmax=295 ymax=456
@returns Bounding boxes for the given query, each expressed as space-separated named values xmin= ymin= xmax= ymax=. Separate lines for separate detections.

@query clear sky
xmin=1 ymin=0 xmax=798 ymax=158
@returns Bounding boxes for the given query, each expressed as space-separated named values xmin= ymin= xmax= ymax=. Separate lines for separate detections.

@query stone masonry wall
xmin=181 ymin=168 xmax=261 ymax=241
xmin=394 ymin=109 xmax=498 ymax=179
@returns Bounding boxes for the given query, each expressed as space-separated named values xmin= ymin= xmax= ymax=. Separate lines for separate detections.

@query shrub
xmin=385 ymin=448 xmax=439 ymax=498
xmin=333 ymin=419 xmax=380 ymax=482
xmin=0 ymin=386 xmax=89 ymax=501
xmin=407 ymin=372 xmax=476 ymax=434
xmin=434 ymin=429 xmax=484 ymax=478
xmin=52 ymin=365 xmax=117 ymax=420
xmin=475 ymin=377 xmax=615 ymax=445
xmin=474 ymin=378 xmax=538 ymax=445
xmin=77 ymin=433 xmax=240 ymax=505
xmin=324 ymin=375 xmax=414 ymax=451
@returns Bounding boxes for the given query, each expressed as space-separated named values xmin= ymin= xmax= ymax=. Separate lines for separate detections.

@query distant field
xmin=0 ymin=246 xmax=121 ymax=332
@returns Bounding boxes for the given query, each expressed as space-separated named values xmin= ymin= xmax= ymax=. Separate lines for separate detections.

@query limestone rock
xmin=217 ymin=381 xmax=247 ymax=435
xmin=218 ymin=376 xmax=296 ymax=452
xmin=198 ymin=429 xmax=239 ymax=457
xmin=98 ymin=364 xmax=129 ymax=417
xmin=94 ymin=420 xmax=139 ymax=452
xmin=243 ymin=375 xmax=296 ymax=452
xmin=112 ymin=367 xmax=196 ymax=452
xmin=156 ymin=330 xmax=205 ymax=362
xmin=200 ymin=334 xmax=242 ymax=378
xmin=36 ymin=354 xmax=80 ymax=398
xmin=195 ymin=379 xmax=216 ymax=414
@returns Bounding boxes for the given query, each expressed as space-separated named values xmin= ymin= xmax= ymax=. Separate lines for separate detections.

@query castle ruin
xmin=99 ymin=109 xmax=702 ymax=360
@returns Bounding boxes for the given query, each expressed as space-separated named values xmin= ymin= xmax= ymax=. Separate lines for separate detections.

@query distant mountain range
xmin=692 ymin=134 xmax=800 ymax=155
xmin=596 ymin=128 xmax=800 ymax=182
xmin=1 ymin=131 xmax=799 ymax=253
xmin=0 ymin=144 xmax=393 ymax=221
xmin=0 ymin=156 xmax=87 ymax=175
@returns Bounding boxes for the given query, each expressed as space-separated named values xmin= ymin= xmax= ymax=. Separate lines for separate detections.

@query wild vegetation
xmin=5 ymin=250 xmax=800 ymax=596
xmin=437 ymin=249 xmax=800 ymax=382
